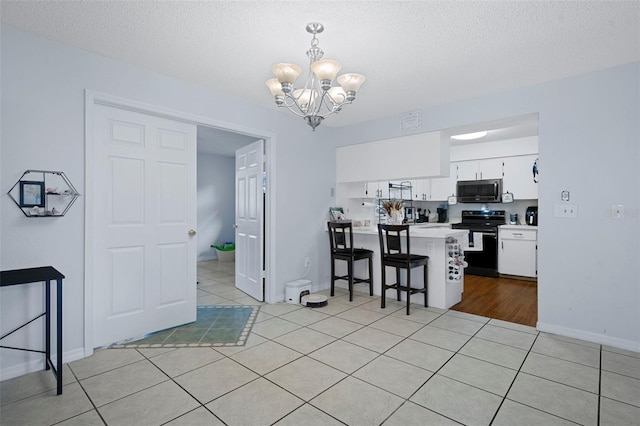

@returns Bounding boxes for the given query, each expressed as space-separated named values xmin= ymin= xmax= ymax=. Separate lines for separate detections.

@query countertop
xmin=350 ymin=224 xmax=467 ymax=239
xmin=499 ymin=224 xmax=538 ymax=230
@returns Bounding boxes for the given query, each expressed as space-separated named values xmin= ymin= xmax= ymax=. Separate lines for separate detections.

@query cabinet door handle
xmin=501 ymin=241 xmax=503 ymax=249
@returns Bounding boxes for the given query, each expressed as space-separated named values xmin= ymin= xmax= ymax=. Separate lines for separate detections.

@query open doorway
xmin=196 ymin=126 xmax=266 ymax=302
xmin=441 ymin=113 xmax=540 ymax=327
xmin=84 ymin=91 xmax=275 ymax=355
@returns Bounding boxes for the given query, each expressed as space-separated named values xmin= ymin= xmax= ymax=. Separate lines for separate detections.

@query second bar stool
xmin=327 ymin=221 xmax=374 ymax=302
xmin=377 ymin=224 xmax=429 ymax=315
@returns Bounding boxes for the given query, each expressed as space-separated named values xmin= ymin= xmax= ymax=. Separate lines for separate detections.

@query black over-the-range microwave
xmin=457 ymin=179 xmax=503 ymax=203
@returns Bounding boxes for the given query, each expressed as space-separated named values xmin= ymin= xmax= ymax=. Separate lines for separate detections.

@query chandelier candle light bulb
xmin=266 ymin=22 xmax=365 ymax=130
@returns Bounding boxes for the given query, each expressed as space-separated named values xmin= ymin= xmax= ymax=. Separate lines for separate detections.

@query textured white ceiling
xmin=2 ymin=1 xmax=639 ymax=130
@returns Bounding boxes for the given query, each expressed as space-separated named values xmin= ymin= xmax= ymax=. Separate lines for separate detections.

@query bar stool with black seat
xmin=378 ymin=224 xmax=429 ymax=315
xmin=327 ymin=221 xmax=374 ymax=302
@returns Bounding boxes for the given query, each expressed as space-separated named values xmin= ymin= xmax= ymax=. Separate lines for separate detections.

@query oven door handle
xmin=461 ymin=230 xmax=498 ymax=237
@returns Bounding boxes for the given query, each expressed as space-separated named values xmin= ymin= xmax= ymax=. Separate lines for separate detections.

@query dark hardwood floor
xmin=450 ymin=275 xmax=538 ymax=327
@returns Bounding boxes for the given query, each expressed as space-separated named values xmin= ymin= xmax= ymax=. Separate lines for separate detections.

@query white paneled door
xmin=92 ymin=104 xmax=197 ymax=347
xmin=235 ymin=140 xmax=264 ymax=301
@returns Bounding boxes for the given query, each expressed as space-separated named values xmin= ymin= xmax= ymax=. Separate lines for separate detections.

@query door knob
xmin=188 ymin=229 xmax=196 ymax=236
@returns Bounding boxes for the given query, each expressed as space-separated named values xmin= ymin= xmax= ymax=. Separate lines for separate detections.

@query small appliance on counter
xmin=404 ymin=206 xmax=416 ymax=223
xmin=437 ymin=206 xmax=448 ymax=223
xmin=525 ymin=206 xmax=538 ymax=226
xmin=416 ymin=208 xmax=428 ymax=223
xmin=510 ymin=213 xmax=518 ymax=225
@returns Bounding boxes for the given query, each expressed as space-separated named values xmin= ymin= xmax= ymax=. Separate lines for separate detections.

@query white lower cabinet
xmin=498 ymin=227 xmax=537 ymax=278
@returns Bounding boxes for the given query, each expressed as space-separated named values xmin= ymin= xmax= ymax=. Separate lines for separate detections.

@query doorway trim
xmin=84 ymin=90 xmax=277 ymax=357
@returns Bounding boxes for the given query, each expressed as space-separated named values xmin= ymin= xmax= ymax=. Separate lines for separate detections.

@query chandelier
xmin=266 ymin=23 xmax=365 ymax=130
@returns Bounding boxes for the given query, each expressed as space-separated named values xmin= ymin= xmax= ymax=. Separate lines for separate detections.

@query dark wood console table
xmin=0 ymin=266 xmax=64 ymax=395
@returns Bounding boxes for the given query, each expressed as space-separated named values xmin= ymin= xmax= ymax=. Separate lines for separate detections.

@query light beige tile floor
xmin=1 ymin=259 xmax=639 ymax=425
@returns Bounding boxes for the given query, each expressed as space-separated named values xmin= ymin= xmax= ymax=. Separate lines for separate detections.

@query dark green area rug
xmin=110 ymin=305 xmax=259 ymax=348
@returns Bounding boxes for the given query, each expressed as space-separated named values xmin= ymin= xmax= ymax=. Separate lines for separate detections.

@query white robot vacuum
xmin=300 ymin=291 xmax=328 ymax=308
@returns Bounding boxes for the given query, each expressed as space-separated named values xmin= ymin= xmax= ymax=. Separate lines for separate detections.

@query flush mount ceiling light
xmin=451 ymin=131 xmax=488 ymax=140
xmin=266 ymin=23 xmax=365 ymax=131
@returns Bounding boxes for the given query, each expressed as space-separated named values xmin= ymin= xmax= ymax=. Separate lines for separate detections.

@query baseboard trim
xmin=0 ymin=347 xmax=86 ymax=382
xmin=537 ymin=321 xmax=640 ymax=353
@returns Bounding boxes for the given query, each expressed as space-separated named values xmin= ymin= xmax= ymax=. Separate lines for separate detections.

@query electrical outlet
xmin=554 ymin=204 xmax=578 ymax=218
xmin=304 ymin=257 xmax=311 ymax=268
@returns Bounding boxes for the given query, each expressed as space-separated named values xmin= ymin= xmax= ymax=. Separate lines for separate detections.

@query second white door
xmin=235 ymin=140 xmax=264 ymax=301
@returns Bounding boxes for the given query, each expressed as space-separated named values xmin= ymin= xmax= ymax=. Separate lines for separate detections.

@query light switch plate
xmin=554 ymin=204 xmax=578 ymax=218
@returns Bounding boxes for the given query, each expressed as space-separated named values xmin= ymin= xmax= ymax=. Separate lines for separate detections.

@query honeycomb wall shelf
xmin=7 ymin=170 xmax=80 ymax=217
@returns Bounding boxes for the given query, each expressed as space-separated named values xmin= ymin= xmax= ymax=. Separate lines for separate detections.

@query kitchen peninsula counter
xmin=350 ymin=224 xmax=459 ymax=239
xmin=331 ymin=224 xmax=468 ymax=309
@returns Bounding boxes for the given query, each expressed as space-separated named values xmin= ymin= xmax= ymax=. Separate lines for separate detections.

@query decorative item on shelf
xmin=19 ymin=181 xmax=45 ymax=208
xmin=265 ymin=22 xmax=365 ymax=131
xmin=7 ymin=170 xmax=80 ymax=217
xmin=382 ymin=200 xmax=405 ymax=224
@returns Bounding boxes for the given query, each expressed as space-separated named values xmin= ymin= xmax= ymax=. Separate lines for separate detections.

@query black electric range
xmin=451 ymin=210 xmax=506 ymax=277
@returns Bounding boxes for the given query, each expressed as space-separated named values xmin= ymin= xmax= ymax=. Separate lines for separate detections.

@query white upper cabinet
xmin=366 ymin=181 xmax=387 ymax=198
xmin=455 ymin=161 xmax=477 ymax=181
xmin=455 ymin=158 xmax=504 ymax=181
xmin=430 ymin=163 xmax=457 ymax=201
xmin=412 ymin=179 xmax=430 ymax=201
xmin=336 ymin=131 xmax=449 ymax=183
xmin=338 ymin=181 xmax=368 ymax=200
xmin=502 ymin=155 xmax=539 ymax=200
xmin=336 ymin=135 xmax=539 ymax=201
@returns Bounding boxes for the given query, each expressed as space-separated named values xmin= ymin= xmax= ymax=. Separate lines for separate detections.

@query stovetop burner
xmin=452 ymin=210 xmax=506 ymax=231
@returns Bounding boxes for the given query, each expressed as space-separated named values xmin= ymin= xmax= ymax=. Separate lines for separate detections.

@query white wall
xmin=328 ymin=62 xmax=640 ymax=351
xmin=197 ymin=153 xmax=236 ymax=261
xmin=0 ymin=25 xmax=335 ymax=379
